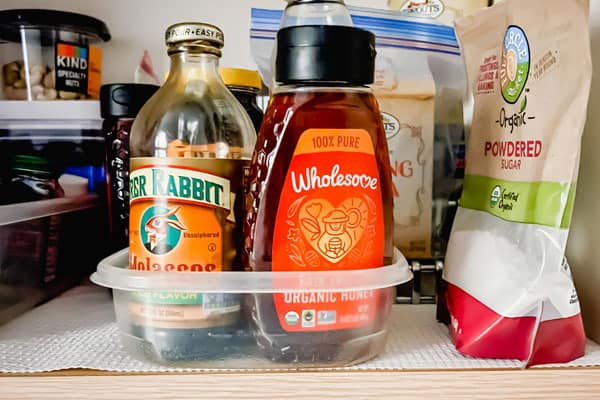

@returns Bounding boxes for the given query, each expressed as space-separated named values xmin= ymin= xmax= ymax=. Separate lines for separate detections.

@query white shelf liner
xmin=0 ymin=285 xmax=599 ymax=373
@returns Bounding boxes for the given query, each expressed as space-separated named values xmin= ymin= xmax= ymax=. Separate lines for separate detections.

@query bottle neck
xmin=227 ymin=85 xmax=260 ymax=96
xmin=167 ymin=52 xmax=221 ymax=82
xmin=282 ymin=0 xmax=352 ymax=27
xmin=274 ymin=83 xmax=372 ymax=95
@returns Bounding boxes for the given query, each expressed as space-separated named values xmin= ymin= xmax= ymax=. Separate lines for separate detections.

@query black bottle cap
xmin=100 ymin=84 xmax=160 ymax=119
xmin=0 ymin=9 xmax=111 ymax=43
xmin=275 ymin=25 xmax=376 ymax=85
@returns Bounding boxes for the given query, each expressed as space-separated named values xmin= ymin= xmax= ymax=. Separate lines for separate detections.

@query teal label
xmin=140 ymin=205 xmax=186 ymax=255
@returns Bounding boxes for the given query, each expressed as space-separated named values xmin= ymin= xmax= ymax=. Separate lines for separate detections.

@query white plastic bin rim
xmin=0 ymin=101 xmax=101 ymax=121
xmin=91 ymin=248 xmax=413 ymax=293
xmin=0 ymin=194 xmax=99 ymax=226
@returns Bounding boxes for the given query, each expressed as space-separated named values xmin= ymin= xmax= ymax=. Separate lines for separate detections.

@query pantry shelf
xmin=1 ymin=368 xmax=599 ymax=400
xmin=0 ymin=285 xmax=599 ymax=399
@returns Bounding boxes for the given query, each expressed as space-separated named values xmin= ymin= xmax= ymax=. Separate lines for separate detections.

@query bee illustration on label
xmin=298 ymin=197 xmax=370 ymax=263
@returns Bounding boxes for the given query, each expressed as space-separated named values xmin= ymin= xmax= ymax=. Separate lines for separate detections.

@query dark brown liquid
xmin=244 ymin=88 xmax=394 ymax=363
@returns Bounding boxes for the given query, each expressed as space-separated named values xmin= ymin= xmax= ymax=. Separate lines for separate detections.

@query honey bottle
xmin=245 ymin=25 xmax=394 ymax=363
xmin=128 ymin=22 xmax=255 ymax=360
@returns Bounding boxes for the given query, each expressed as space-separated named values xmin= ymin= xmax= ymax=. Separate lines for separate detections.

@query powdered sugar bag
xmin=444 ymin=0 xmax=592 ymax=365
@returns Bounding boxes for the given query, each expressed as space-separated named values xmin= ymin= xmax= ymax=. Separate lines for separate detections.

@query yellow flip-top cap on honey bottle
xmin=220 ymin=68 xmax=262 ymax=90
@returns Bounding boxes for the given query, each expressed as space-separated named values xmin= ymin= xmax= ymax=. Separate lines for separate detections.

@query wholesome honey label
xmin=272 ymin=129 xmax=384 ymax=332
xmin=128 ymin=157 xmax=248 ymax=329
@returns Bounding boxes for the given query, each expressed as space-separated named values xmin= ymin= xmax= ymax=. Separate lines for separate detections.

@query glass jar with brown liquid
xmin=245 ymin=25 xmax=394 ymax=364
xmin=128 ymin=22 xmax=255 ymax=361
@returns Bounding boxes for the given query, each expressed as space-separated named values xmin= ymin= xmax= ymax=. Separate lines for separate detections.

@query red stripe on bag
xmin=446 ymin=284 xmax=585 ymax=365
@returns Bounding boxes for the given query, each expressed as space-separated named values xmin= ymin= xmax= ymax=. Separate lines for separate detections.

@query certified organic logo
xmin=285 ymin=311 xmax=299 ymax=326
xmin=141 ymin=205 xmax=186 ymax=255
xmin=301 ymin=309 xmax=316 ymax=328
xmin=500 ymin=26 xmax=530 ymax=104
xmin=490 ymin=186 xmax=502 ymax=208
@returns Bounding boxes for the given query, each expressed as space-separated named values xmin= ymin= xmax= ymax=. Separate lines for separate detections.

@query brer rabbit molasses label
xmin=128 ymin=157 xmax=247 ymax=329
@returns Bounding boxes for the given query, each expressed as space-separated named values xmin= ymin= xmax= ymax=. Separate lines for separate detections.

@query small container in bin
xmin=91 ymin=248 xmax=412 ymax=368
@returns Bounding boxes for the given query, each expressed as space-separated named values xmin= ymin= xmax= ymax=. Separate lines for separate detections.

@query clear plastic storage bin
xmin=0 ymin=101 xmax=106 ymax=194
xmin=91 ymin=249 xmax=412 ymax=368
xmin=0 ymin=100 xmax=109 ymax=325
xmin=0 ymin=194 xmax=106 ymax=325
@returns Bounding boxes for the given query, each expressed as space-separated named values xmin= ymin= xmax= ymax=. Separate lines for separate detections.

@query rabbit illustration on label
xmin=141 ymin=205 xmax=187 ymax=254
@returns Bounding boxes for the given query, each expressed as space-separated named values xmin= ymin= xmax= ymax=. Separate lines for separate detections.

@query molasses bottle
xmin=245 ymin=25 xmax=394 ymax=364
xmin=128 ymin=22 xmax=255 ymax=361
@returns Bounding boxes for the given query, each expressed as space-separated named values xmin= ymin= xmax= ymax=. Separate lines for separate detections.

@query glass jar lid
xmin=220 ymin=68 xmax=262 ymax=91
xmin=165 ymin=22 xmax=224 ymax=51
xmin=0 ymin=9 xmax=111 ymax=43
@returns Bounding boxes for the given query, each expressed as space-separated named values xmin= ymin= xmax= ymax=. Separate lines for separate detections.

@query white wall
xmin=2 ymin=0 xmax=282 ymax=83
xmin=0 ymin=0 xmax=387 ymax=83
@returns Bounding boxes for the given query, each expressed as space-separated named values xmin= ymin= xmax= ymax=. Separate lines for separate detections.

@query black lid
xmin=100 ymin=84 xmax=160 ymax=119
xmin=275 ymin=25 xmax=376 ymax=85
xmin=0 ymin=9 xmax=111 ymax=43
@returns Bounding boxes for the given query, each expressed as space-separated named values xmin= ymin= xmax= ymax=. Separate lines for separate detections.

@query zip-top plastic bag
xmin=251 ymin=6 xmax=467 ymax=259
xmin=444 ymin=0 xmax=592 ymax=366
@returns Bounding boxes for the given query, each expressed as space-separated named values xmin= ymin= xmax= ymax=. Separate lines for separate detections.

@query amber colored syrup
xmin=244 ymin=88 xmax=395 ymax=363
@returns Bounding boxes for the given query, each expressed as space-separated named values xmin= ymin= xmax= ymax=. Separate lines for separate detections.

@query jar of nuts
xmin=0 ymin=9 xmax=111 ymax=101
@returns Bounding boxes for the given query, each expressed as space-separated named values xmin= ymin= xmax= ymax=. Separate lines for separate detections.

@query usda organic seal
xmin=490 ymin=185 xmax=502 ymax=208
xmin=285 ymin=311 xmax=299 ymax=326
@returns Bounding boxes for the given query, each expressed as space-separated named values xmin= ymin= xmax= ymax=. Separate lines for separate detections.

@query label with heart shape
xmin=298 ymin=197 xmax=370 ymax=264
xmin=272 ymin=129 xmax=385 ymax=332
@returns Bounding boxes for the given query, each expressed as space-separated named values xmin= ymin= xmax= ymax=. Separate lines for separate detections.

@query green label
xmin=460 ymin=175 xmax=575 ymax=228
xmin=131 ymin=291 xmax=203 ymax=305
xmin=130 ymin=292 xmax=241 ymax=310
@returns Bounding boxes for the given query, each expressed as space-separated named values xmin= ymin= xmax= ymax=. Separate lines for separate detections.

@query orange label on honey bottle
xmin=128 ymin=157 xmax=247 ymax=329
xmin=272 ymin=129 xmax=384 ymax=332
